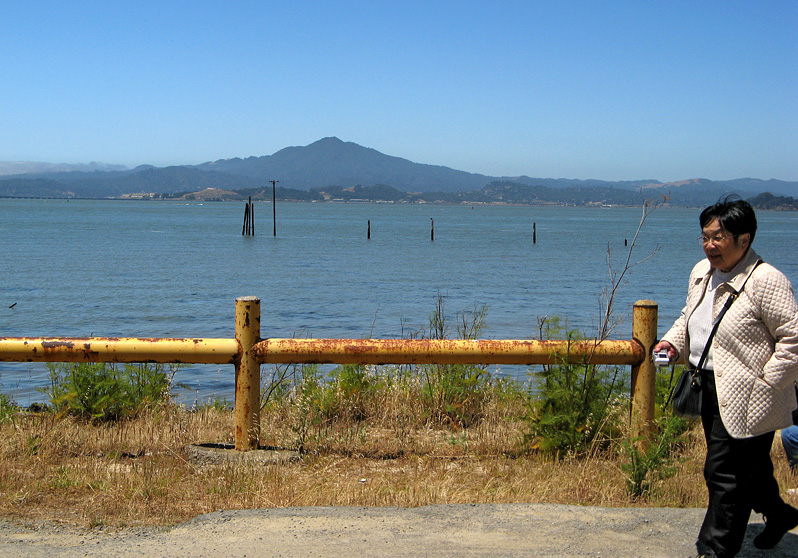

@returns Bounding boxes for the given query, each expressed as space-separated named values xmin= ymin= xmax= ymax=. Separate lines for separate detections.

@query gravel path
xmin=2 ymin=504 xmax=797 ymax=557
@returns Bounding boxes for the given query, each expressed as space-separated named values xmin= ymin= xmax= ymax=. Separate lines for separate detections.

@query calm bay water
xmin=2 ymin=198 xmax=797 ymax=405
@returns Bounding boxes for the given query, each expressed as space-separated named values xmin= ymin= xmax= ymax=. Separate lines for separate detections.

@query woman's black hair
xmin=699 ymin=194 xmax=757 ymax=244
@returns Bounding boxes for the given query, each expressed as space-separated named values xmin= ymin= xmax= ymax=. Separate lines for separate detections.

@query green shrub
xmin=39 ymin=362 xmax=178 ymax=421
xmin=288 ymin=363 xmax=326 ymax=452
xmin=327 ymin=363 xmax=383 ymax=422
xmin=0 ymin=392 xmax=17 ymax=422
xmin=420 ymin=362 xmax=490 ymax=427
xmin=523 ymin=316 xmax=629 ymax=456
xmin=418 ymin=295 xmax=493 ymax=427
xmin=283 ymin=294 xmax=500 ymax=435
xmin=621 ymin=414 xmax=689 ymax=499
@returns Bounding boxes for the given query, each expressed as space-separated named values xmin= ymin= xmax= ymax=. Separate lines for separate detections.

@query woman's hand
xmin=653 ymin=340 xmax=677 ymax=363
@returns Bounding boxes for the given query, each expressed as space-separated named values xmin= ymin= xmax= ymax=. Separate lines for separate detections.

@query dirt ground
xmin=2 ymin=504 xmax=798 ymax=558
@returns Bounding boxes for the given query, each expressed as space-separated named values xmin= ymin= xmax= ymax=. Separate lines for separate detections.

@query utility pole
xmin=270 ymin=180 xmax=279 ymax=237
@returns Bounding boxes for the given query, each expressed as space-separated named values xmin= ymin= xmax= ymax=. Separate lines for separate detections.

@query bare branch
xmin=598 ymin=193 xmax=667 ymax=340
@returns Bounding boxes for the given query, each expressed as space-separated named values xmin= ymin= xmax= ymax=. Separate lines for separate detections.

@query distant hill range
xmin=1 ymin=137 xmax=796 ymax=208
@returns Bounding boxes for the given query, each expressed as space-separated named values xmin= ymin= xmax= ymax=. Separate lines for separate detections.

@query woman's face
xmin=701 ymin=218 xmax=750 ymax=272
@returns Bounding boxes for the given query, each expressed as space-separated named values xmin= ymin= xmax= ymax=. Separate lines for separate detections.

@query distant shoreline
xmin=2 ymin=194 xmax=796 ymax=210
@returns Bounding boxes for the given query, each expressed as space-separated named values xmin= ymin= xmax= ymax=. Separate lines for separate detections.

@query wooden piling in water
xmin=242 ymin=197 xmax=255 ymax=236
xmin=533 ymin=222 xmax=536 ymax=244
xmin=368 ymin=220 xmax=371 ymax=240
xmin=270 ymin=180 xmax=278 ymax=237
xmin=430 ymin=218 xmax=434 ymax=242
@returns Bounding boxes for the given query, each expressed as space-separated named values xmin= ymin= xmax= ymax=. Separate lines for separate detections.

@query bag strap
xmin=664 ymin=259 xmax=762 ymax=407
xmin=695 ymin=293 xmax=734 ymax=369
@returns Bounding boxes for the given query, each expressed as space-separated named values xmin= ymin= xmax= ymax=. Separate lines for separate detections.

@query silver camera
xmin=653 ymin=350 xmax=670 ymax=367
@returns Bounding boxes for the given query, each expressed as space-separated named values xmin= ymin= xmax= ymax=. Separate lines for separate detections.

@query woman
xmin=655 ymin=196 xmax=798 ymax=558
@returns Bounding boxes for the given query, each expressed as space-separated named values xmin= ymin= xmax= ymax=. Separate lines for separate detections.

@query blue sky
xmin=2 ymin=1 xmax=796 ymax=182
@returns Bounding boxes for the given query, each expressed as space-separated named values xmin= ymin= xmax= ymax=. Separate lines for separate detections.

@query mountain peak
xmin=301 ymin=136 xmax=374 ymax=156
xmin=312 ymin=136 xmax=344 ymax=145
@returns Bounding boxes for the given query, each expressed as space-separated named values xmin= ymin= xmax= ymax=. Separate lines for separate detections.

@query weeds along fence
xmin=0 ymin=296 xmax=659 ymax=451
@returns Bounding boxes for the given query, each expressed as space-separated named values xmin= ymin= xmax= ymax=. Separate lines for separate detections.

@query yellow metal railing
xmin=0 ymin=297 xmax=659 ymax=451
xmin=0 ymin=338 xmax=240 ymax=364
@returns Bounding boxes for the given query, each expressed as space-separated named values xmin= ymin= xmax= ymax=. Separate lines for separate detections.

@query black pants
xmin=697 ymin=370 xmax=786 ymax=557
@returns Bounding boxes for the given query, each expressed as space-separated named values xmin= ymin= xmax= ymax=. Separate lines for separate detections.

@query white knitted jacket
xmin=662 ymin=248 xmax=798 ymax=438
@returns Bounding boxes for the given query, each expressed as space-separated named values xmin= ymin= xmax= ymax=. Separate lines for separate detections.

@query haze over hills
xmin=0 ymin=137 xmax=796 ymax=206
xmin=0 ymin=161 xmax=127 ymax=175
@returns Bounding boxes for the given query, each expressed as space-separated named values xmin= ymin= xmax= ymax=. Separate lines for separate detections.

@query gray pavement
xmin=2 ymin=504 xmax=798 ymax=557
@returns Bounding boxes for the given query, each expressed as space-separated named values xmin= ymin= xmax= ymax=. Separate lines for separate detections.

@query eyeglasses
xmin=698 ymin=233 xmax=737 ymax=246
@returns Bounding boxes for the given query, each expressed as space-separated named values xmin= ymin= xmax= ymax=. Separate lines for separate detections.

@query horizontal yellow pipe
xmin=254 ymin=338 xmax=645 ymax=366
xmin=0 ymin=337 xmax=646 ymax=367
xmin=0 ymin=337 xmax=240 ymax=365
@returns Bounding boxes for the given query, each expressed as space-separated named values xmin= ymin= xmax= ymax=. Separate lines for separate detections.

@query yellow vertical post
xmin=631 ymin=300 xmax=658 ymax=446
xmin=235 ymin=296 xmax=261 ymax=450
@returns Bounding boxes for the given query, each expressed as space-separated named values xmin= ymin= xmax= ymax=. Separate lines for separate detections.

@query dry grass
xmin=1 ymin=401 xmax=795 ymax=529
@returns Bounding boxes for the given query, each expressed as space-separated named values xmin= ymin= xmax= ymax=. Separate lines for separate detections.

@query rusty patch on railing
xmin=41 ymin=340 xmax=75 ymax=349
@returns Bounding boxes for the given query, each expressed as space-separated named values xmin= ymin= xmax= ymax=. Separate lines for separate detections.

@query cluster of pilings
xmin=242 ymin=196 xmax=254 ymax=236
xmin=243 ymin=196 xmax=541 ymax=244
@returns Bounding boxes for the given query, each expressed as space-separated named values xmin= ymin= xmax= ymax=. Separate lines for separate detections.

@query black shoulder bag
xmin=670 ymin=260 xmax=761 ymax=419
xmin=670 ymin=312 xmax=722 ymax=419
